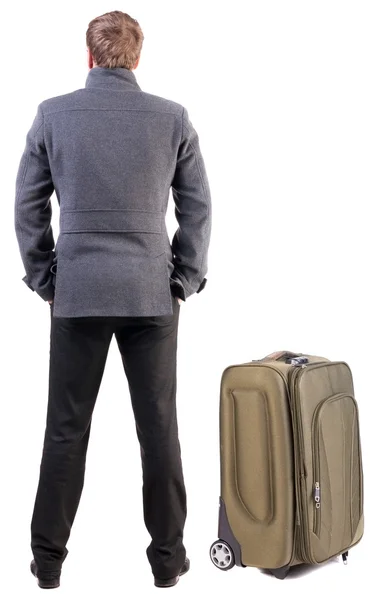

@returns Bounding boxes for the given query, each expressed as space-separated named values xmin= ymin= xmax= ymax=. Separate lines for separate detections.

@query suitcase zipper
xmin=313 ymin=481 xmax=321 ymax=536
xmin=288 ymin=365 xmax=310 ymax=562
xmin=311 ymin=395 xmax=330 ymax=538
xmin=288 ymin=361 xmax=330 ymax=563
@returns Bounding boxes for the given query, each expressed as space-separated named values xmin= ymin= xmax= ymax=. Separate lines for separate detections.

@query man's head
xmin=86 ymin=10 xmax=144 ymax=71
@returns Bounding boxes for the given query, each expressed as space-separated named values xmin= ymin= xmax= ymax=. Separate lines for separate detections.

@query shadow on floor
xmin=260 ymin=557 xmax=340 ymax=580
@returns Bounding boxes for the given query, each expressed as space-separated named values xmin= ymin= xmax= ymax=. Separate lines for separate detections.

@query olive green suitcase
xmin=210 ymin=351 xmax=364 ymax=579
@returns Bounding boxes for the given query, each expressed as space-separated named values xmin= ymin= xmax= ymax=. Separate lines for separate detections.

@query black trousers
xmin=30 ymin=295 xmax=186 ymax=580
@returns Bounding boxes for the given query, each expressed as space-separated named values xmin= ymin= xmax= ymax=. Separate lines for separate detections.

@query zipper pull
xmin=314 ymin=482 xmax=321 ymax=508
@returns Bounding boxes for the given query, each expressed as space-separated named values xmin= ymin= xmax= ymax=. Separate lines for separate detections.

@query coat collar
xmin=85 ymin=66 xmax=142 ymax=91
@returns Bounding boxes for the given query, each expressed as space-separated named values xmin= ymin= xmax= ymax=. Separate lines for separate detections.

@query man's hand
xmin=177 ymin=298 xmax=184 ymax=305
xmin=48 ymin=299 xmax=54 ymax=305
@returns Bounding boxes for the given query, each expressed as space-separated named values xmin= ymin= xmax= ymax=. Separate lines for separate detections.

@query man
xmin=14 ymin=10 xmax=211 ymax=589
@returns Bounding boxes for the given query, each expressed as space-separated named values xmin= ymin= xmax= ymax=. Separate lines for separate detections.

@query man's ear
xmin=87 ymin=47 xmax=94 ymax=69
xmin=133 ymin=55 xmax=140 ymax=70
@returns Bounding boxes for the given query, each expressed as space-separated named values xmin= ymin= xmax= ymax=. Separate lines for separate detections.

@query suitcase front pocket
xmin=311 ymin=392 xmax=363 ymax=556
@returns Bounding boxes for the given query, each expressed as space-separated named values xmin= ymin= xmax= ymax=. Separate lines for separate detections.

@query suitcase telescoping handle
xmin=253 ymin=351 xmax=309 ymax=365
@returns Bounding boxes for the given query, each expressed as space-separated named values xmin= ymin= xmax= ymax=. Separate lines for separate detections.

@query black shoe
xmin=30 ymin=560 xmax=61 ymax=589
xmin=154 ymin=557 xmax=190 ymax=588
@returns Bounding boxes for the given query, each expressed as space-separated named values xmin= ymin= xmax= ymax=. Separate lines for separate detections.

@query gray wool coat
xmin=14 ymin=67 xmax=212 ymax=317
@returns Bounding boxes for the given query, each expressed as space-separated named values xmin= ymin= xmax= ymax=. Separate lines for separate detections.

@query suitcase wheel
xmin=209 ymin=540 xmax=235 ymax=570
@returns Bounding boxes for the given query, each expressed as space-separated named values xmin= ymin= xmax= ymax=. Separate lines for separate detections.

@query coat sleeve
xmin=14 ymin=103 xmax=56 ymax=302
xmin=170 ymin=106 xmax=212 ymax=301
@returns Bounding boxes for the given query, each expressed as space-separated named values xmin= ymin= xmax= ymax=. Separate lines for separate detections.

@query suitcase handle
xmin=256 ymin=350 xmax=301 ymax=362
xmin=253 ymin=351 xmax=308 ymax=364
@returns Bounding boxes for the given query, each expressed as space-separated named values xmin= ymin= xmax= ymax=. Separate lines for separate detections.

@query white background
xmin=1 ymin=1 xmax=386 ymax=598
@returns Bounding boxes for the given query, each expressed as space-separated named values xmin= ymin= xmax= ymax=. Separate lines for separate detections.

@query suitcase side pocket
xmin=311 ymin=392 xmax=363 ymax=559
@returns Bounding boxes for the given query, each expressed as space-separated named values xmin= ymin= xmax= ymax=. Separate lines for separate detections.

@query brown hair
xmin=86 ymin=10 xmax=144 ymax=70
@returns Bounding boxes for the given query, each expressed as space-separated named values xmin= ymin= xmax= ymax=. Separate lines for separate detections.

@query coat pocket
xmin=49 ymin=259 xmax=57 ymax=287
